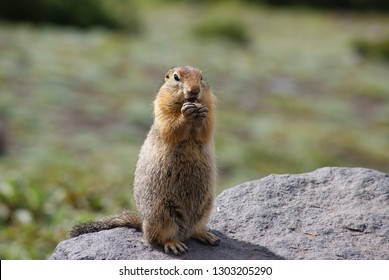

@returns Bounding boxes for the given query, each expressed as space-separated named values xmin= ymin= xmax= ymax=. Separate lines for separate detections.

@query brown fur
xmin=69 ymin=66 xmax=219 ymax=255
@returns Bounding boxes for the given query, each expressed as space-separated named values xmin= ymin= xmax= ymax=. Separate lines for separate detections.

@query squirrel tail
xmin=69 ymin=211 xmax=142 ymax=238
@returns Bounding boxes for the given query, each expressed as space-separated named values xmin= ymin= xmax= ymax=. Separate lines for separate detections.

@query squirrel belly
xmin=134 ymin=125 xmax=216 ymax=242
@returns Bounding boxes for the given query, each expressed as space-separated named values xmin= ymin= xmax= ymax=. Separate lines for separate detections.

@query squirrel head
xmin=154 ymin=66 xmax=216 ymax=142
xmin=161 ymin=66 xmax=209 ymax=105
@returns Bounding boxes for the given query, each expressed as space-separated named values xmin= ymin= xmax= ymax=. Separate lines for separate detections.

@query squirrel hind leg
xmin=190 ymin=215 xmax=220 ymax=245
xmin=191 ymin=230 xmax=220 ymax=246
xmin=143 ymin=219 xmax=188 ymax=255
xmin=189 ymin=207 xmax=220 ymax=245
xmin=164 ymin=240 xmax=188 ymax=255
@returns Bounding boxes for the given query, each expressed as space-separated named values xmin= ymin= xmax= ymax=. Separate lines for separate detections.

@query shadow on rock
xmin=176 ymin=230 xmax=284 ymax=260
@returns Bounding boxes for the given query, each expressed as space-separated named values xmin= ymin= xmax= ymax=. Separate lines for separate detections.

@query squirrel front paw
xmin=181 ymin=102 xmax=208 ymax=119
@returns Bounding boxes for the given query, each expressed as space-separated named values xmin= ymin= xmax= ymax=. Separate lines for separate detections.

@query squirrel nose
xmin=187 ymin=86 xmax=200 ymax=96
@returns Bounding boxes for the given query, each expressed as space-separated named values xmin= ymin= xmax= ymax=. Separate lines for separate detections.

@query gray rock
xmin=49 ymin=227 xmax=281 ymax=260
xmin=50 ymin=167 xmax=389 ymax=260
xmin=211 ymin=167 xmax=389 ymax=260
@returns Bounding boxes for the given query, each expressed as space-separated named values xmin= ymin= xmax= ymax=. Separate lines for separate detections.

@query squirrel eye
xmin=174 ymin=74 xmax=180 ymax=81
xmin=200 ymin=75 xmax=203 ymax=80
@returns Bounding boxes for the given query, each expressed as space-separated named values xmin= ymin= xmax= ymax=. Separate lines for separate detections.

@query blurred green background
xmin=0 ymin=0 xmax=388 ymax=259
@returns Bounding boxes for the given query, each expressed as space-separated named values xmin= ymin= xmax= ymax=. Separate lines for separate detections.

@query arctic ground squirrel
xmin=69 ymin=66 xmax=220 ymax=255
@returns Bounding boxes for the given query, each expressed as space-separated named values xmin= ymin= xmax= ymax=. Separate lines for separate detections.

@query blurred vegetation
xmin=353 ymin=37 xmax=389 ymax=61
xmin=193 ymin=19 xmax=250 ymax=45
xmin=0 ymin=0 xmax=141 ymax=32
xmin=248 ymin=0 xmax=389 ymax=10
xmin=1 ymin=0 xmax=389 ymax=259
xmin=170 ymin=0 xmax=389 ymax=11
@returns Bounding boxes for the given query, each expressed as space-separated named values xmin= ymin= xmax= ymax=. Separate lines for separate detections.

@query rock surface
xmin=50 ymin=167 xmax=389 ymax=260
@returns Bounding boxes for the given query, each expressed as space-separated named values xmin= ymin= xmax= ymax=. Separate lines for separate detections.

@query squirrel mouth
xmin=184 ymin=97 xmax=198 ymax=103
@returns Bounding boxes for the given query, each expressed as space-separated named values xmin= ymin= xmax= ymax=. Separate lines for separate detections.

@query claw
xmin=164 ymin=240 xmax=188 ymax=255
xmin=181 ymin=102 xmax=208 ymax=119
xmin=192 ymin=231 xmax=220 ymax=245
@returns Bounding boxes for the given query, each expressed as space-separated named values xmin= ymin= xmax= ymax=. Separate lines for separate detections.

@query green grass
xmin=1 ymin=2 xmax=389 ymax=259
